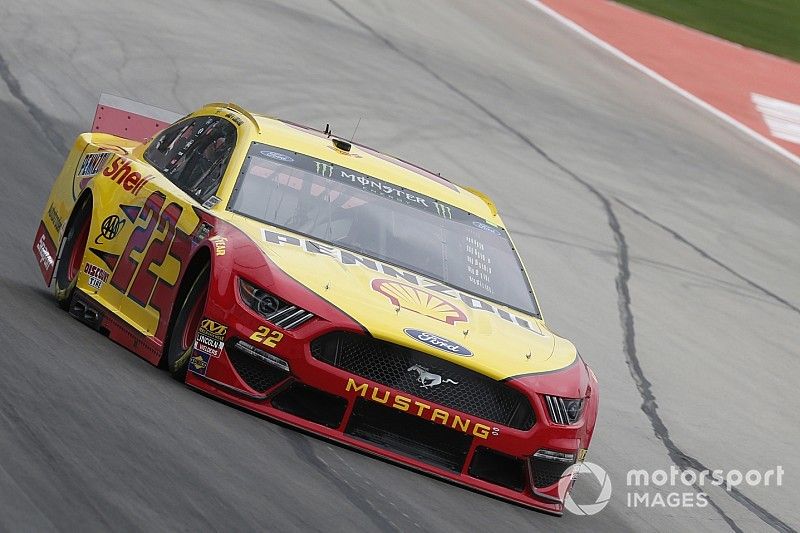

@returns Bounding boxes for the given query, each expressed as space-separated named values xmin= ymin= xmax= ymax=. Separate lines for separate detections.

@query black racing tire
xmin=54 ymin=198 xmax=92 ymax=310
xmin=164 ymin=264 xmax=210 ymax=381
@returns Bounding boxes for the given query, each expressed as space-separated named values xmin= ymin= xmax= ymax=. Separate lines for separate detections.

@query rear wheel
xmin=165 ymin=265 xmax=210 ymax=381
xmin=54 ymin=200 xmax=92 ymax=310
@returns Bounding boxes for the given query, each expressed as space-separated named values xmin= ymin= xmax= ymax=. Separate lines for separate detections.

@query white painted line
xmin=752 ymin=93 xmax=800 ymax=145
xmin=525 ymin=0 xmax=800 ymax=168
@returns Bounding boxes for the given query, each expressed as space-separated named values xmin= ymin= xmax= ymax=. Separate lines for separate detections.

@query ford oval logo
xmin=403 ymin=328 xmax=472 ymax=357
xmin=260 ymin=150 xmax=294 ymax=162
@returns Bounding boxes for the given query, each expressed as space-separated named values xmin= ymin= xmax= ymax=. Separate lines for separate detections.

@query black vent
xmin=346 ymin=398 xmax=471 ymax=472
xmin=271 ymin=383 xmax=348 ymax=428
xmin=311 ymin=332 xmax=535 ymax=430
xmin=265 ymin=305 xmax=315 ymax=331
xmin=227 ymin=342 xmax=289 ymax=393
xmin=469 ymin=447 xmax=526 ymax=491
xmin=530 ymin=457 xmax=573 ymax=488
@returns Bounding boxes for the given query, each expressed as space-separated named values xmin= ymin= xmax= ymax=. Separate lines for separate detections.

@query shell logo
xmin=371 ymin=278 xmax=467 ymax=325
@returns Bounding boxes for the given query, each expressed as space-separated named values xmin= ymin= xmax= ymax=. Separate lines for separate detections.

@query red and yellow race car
xmin=33 ymin=94 xmax=598 ymax=514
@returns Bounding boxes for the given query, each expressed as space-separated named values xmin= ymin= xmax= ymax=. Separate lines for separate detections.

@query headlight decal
xmin=544 ymin=394 xmax=584 ymax=425
xmin=239 ymin=278 xmax=315 ymax=330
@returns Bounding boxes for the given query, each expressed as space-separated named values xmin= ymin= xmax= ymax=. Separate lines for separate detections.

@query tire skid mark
xmin=0 ymin=50 xmax=65 ymax=154
xmin=615 ymin=197 xmax=800 ymax=316
xmin=325 ymin=1 xmax=794 ymax=531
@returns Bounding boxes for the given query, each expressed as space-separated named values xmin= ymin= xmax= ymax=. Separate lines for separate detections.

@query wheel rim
xmin=181 ymin=287 xmax=207 ymax=351
xmin=67 ymin=217 xmax=91 ymax=282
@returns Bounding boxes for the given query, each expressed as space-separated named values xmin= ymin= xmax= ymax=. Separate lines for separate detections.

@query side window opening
xmin=144 ymin=116 xmax=237 ymax=204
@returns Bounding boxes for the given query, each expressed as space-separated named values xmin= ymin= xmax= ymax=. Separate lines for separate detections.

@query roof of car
xmin=241 ymin=112 xmax=501 ymax=225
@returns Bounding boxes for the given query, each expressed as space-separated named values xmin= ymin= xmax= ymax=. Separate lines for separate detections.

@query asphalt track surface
xmin=0 ymin=1 xmax=798 ymax=531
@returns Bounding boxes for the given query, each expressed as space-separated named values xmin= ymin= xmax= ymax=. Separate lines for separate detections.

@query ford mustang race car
xmin=33 ymin=94 xmax=598 ymax=514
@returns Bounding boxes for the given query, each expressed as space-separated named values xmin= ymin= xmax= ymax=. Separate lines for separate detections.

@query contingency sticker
xmin=193 ymin=318 xmax=227 ymax=357
xmin=189 ymin=352 xmax=211 ymax=376
xmin=84 ymin=262 xmax=110 ymax=290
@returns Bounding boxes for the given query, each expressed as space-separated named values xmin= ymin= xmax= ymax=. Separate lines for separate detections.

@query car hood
xmin=234 ymin=220 xmax=577 ymax=380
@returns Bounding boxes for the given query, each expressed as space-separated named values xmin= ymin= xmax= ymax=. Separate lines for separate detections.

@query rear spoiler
xmin=90 ymin=93 xmax=183 ymax=142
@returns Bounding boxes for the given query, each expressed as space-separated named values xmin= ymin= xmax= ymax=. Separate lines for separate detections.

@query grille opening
xmin=312 ymin=332 xmax=535 ymax=430
xmin=271 ymin=383 xmax=348 ymax=428
xmin=227 ymin=341 xmax=289 ymax=393
xmin=346 ymin=398 xmax=471 ymax=472
xmin=468 ymin=447 xmax=526 ymax=491
xmin=530 ymin=456 xmax=573 ymax=488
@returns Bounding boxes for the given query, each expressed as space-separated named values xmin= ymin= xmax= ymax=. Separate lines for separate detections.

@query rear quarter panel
xmin=78 ymin=150 xmax=207 ymax=342
xmin=35 ymin=133 xmax=139 ymax=284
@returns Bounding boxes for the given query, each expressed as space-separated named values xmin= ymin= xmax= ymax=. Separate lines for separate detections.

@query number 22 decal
xmin=250 ymin=326 xmax=284 ymax=347
xmin=111 ymin=192 xmax=185 ymax=308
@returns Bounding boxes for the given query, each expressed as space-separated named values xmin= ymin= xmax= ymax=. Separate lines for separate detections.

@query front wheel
xmin=164 ymin=265 xmax=210 ymax=381
xmin=54 ymin=200 xmax=92 ymax=309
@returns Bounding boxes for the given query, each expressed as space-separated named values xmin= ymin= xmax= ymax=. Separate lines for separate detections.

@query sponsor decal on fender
xmin=84 ymin=262 xmax=109 ymax=290
xmin=345 ymin=378 xmax=496 ymax=439
xmin=77 ymin=152 xmax=112 ymax=178
xmin=36 ymin=233 xmax=55 ymax=269
xmin=48 ymin=204 xmax=63 ymax=232
xmin=190 ymin=352 xmax=210 ymax=376
xmin=101 ymin=156 xmax=155 ymax=195
xmin=200 ymin=318 xmax=227 ymax=337
xmin=371 ymin=278 xmax=467 ymax=325
xmin=194 ymin=335 xmax=223 ymax=357
xmin=261 ymin=228 xmax=543 ymax=334
xmin=94 ymin=214 xmax=125 ymax=245
xmin=209 ymin=235 xmax=227 ymax=256
xmin=194 ymin=318 xmax=227 ymax=357
xmin=404 ymin=328 xmax=472 ymax=357
xmin=74 ymin=151 xmax=113 ymax=196
xmin=33 ymin=223 xmax=57 ymax=281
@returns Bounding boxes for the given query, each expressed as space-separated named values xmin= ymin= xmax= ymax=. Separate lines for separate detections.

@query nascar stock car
xmin=33 ymin=94 xmax=598 ymax=514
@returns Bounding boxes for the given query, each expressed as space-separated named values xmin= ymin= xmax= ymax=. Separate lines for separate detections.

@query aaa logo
xmin=95 ymin=214 xmax=125 ymax=244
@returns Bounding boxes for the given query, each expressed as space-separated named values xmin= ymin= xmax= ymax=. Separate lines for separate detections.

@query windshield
xmin=229 ymin=142 xmax=539 ymax=316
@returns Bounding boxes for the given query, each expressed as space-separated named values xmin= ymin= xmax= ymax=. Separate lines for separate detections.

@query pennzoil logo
xmin=74 ymin=151 xmax=113 ymax=197
xmin=346 ymin=378 xmax=496 ymax=439
xmin=371 ymin=278 xmax=467 ymax=325
xmin=262 ymin=228 xmax=543 ymax=334
xmin=77 ymin=152 xmax=112 ymax=178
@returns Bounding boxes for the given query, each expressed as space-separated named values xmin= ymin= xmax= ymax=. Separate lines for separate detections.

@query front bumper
xmin=185 ymin=302 xmax=599 ymax=515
